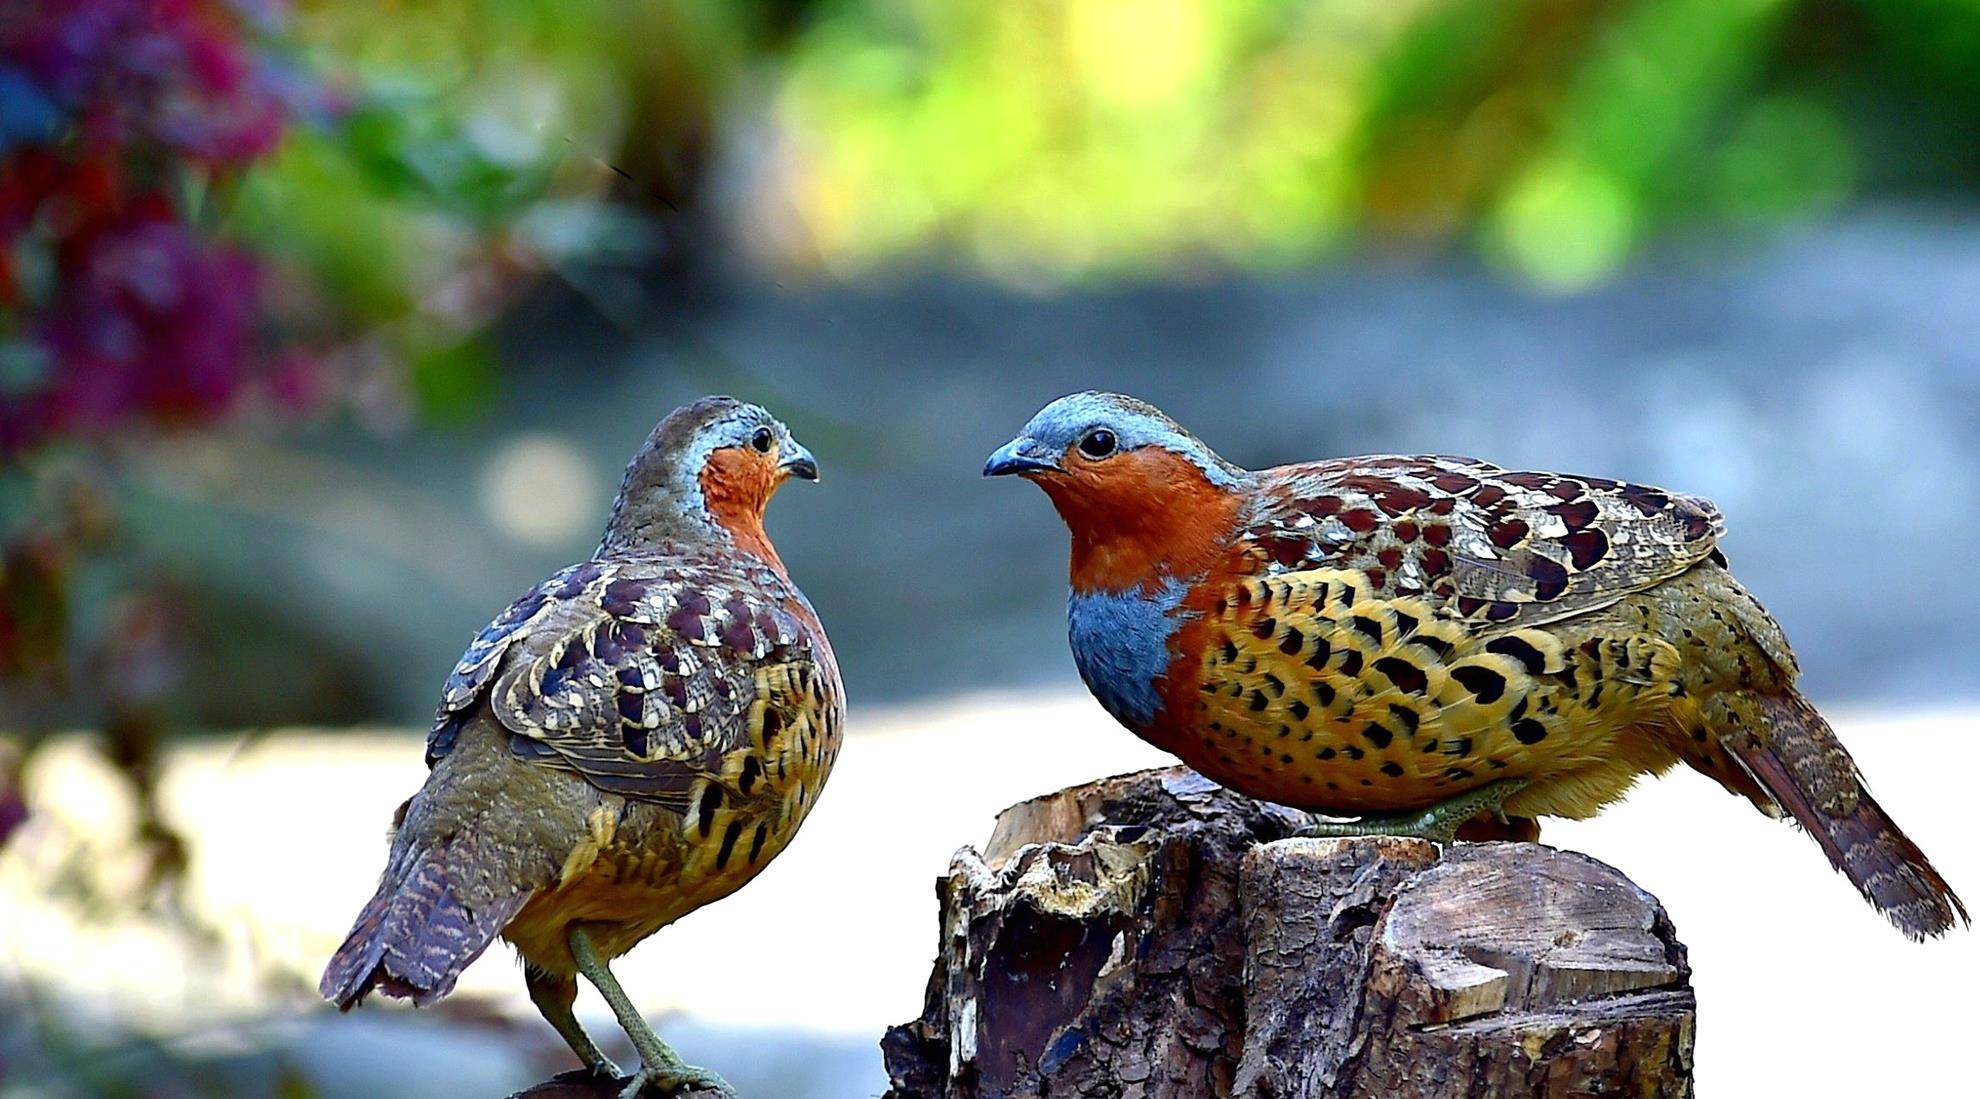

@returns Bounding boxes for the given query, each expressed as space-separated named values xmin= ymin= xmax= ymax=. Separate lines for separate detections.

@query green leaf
xmin=408 ymin=337 xmax=500 ymax=425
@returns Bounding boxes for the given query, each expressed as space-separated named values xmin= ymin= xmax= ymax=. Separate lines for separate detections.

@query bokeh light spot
xmin=1490 ymin=156 xmax=1636 ymax=291
xmin=479 ymin=433 xmax=599 ymax=548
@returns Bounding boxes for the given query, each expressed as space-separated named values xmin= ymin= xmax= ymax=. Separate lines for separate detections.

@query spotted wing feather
xmin=425 ymin=559 xmax=606 ymax=763
xmin=429 ymin=553 xmax=809 ymax=810
xmin=1247 ymin=455 xmax=1722 ymax=629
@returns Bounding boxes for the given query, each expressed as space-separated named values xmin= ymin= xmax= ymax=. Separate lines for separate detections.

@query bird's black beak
xmin=984 ymin=437 xmax=1061 ymax=477
xmin=780 ymin=442 xmax=820 ymax=482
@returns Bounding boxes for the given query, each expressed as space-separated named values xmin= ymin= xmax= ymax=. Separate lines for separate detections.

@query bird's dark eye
xmin=750 ymin=427 xmax=776 ymax=453
xmin=1078 ymin=428 xmax=1118 ymax=458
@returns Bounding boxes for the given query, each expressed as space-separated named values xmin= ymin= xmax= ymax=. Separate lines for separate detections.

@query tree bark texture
xmin=882 ymin=766 xmax=1694 ymax=1099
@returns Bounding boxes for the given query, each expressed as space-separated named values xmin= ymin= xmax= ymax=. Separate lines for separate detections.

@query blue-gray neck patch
xmin=1067 ymin=579 xmax=1193 ymax=727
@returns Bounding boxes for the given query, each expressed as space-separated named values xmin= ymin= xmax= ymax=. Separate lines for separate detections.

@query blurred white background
xmin=5 ymin=694 xmax=1972 ymax=1097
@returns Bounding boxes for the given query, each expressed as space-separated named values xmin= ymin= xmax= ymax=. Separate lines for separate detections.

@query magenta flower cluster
xmin=0 ymin=0 xmax=316 ymax=454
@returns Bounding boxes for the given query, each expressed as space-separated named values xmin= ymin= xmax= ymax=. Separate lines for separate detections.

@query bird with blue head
xmin=989 ymin=390 xmax=1964 ymax=940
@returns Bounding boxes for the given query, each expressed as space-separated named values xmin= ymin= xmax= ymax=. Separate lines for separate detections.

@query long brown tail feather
xmin=1722 ymin=692 xmax=1968 ymax=940
xmin=319 ymin=844 xmax=527 ymax=1009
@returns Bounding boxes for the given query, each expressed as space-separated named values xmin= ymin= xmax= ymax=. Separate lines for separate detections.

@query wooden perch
xmin=882 ymin=767 xmax=1694 ymax=1099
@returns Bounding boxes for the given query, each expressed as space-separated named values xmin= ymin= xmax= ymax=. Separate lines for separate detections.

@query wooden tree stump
xmin=882 ymin=767 xmax=1694 ymax=1099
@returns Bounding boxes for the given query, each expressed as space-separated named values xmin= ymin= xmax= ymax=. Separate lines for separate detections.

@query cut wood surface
xmin=883 ymin=766 xmax=1695 ymax=1099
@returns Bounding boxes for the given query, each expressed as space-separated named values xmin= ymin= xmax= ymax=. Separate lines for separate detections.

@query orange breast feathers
xmin=1036 ymin=445 xmax=1245 ymax=595
xmin=699 ymin=447 xmax=786 ymax=574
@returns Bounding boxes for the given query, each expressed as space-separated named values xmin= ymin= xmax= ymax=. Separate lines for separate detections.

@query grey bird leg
xmin=525 ymin=964 xmax=621 ymax=1078
xmin=569 ymin=926 xmax=738 ymax=1099
xmin=1295 ymin=779 xmax=1530 ymax=844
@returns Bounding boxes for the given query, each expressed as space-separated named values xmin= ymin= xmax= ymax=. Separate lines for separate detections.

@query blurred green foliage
xmin=214 ymin=0 xmax=809 ymax=424
xmin=198 ymin=0 xmax=1980 ymax=318
xmin=14 ymin=0 xmax=1980 ymax=431
xmin=766 ymin=0 xmax=1980 ymax=288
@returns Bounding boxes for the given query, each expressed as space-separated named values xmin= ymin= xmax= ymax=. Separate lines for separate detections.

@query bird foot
xmin=1294 ymin=779 xmax=1528 ymax=845
xmin=619 ymin=1063 xmax=738 ymax=1099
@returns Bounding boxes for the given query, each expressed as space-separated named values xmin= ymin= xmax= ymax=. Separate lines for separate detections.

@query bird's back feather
xmin=1248 ymin=455 xmax=1722 ymax=629
xmin=428 ymin=549 xmax=824 ymax=810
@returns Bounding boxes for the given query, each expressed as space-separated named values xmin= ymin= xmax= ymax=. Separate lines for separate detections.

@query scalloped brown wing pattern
xmin=424 ymin=559 xmax=609 ymax=765
xmin=425 ymin=552 xmax=818 ymax=811
xmin=1243 ymin=455 xmax=1723 ymax=630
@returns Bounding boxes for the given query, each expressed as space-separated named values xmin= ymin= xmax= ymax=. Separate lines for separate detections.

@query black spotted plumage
xmin=992 ymin=391 xmax=1965 ymax=941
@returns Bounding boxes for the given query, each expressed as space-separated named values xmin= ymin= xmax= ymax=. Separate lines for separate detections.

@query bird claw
xmin=618 ymin=1064 xmax=739 ymax=1099
xmin=1293 ymin=779 xmax=1530 ymax=845
xmin=1293 ymin=814 xmax=1460 ymax=844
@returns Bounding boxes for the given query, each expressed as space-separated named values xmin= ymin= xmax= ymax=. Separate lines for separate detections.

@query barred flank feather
xmin=319 ymin=844 xmax=527 ymax=1009
xmin=1725 ymin=692 xmax=1968 ymax=940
